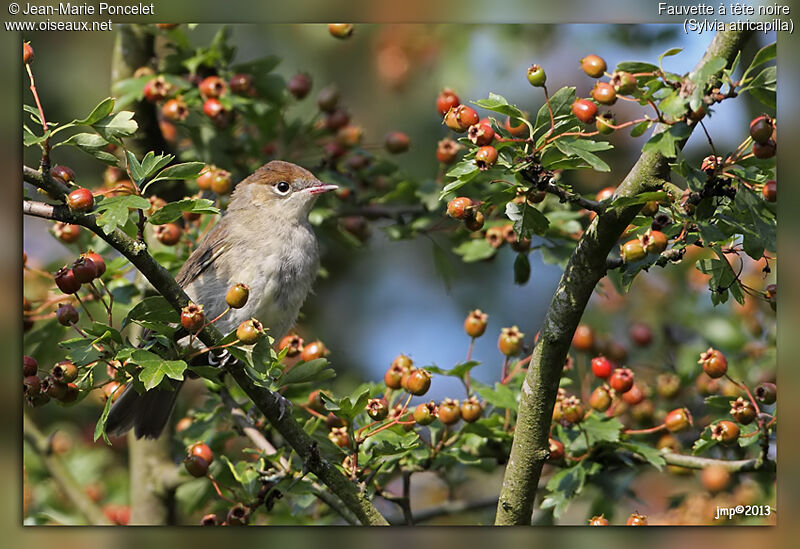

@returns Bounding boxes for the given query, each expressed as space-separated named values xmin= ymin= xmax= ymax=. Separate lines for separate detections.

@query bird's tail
xmin=106 ymin=380 xmax=183 ymax=439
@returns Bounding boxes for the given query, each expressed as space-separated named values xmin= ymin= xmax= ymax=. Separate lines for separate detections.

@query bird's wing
xmin=176 ymin=218 xmax=229 ymax=287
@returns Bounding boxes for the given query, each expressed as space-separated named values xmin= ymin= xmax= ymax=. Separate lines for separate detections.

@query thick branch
xmin=22 ymin=184 xmax=388 ymax=525
xmin=23 ymin=414 xmax=113 ymax=525
xmin=494 ymin=29 xmax=752 ymax=526
xmin=661 ymin=452 xmax=773 ymax=473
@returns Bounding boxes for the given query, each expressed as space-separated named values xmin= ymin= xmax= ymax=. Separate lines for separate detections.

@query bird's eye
xmin=275 ymin=181 xmax=291 ymax=195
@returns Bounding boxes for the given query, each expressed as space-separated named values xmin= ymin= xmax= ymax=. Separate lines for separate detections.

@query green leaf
xmin=619 ymin=442 xmax=665 ymax=470
xmin=276 ymin=358 xmax=335 ymax=387
xmin=23 ymin=104 xmax=43 ymax=125
xmin=473 ymin=92 xmax=525 ymax=120
xmin=642 ymin=123 xmax=691 ymax=158
xmin=630 ymin=120 xmax=653 ymax=138
xmin=615 ymin=61 xmax=659 ymax=73
xmin=333 ymin=387 xmax=371 ymax=422
xmin=506 ymin=201 xmax=549 ymax=239
xmin=690 ymin=56 xmax=727 ymax=86
xmin=742 ymin=42 xmax=776 ymax=82
xmin=131 ymin=349 xmax=187 ymax=390
xmin=581 ymin=414 xmax=623 ymax=446
xmin=123 ymin=296 xmax=179 ymax=329
xmin=534 ymin=86 xmax=575 ymax=134
xmin=93 ymin=195 xmax=150 ymax=235
xmin=75 ymin=97 xmax=115 ymax=126
xmin=659 ymin=47 xmax=683 ymax=67
xmin=425 ymin=361 xmax=480 ymax=380
xmin=553 ymin=138 xmax=612 ymax=172
xmin=93 ymin=391 xmax=115 ymax=445
xmin=513 ymin=253 xmax=531 ymax=285
xmin=608 ymin=191 xmax=667 ymax=210
xmin=474 ymin=382 xmax=517 ymax=411
xmin=146 ymin=162 xmax=205 ymax=188
xmin=542 ymin=460 xmax=601 ymax=518
xmin=452 ymin=239 xmax=497 ymax=263
xmin=91 ymin=110 xmax=138 ymax=144
xmin=59 ymin=336 xmax=104 ymax=365
xmin=148 ymin=198 xmax=219 ymax=225
xmin=658 ymin=92 xmax=687 ymax=120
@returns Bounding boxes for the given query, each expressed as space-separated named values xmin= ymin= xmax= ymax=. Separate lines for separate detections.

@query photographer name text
xmin=20 ymin=2 xmax=154 ymax=15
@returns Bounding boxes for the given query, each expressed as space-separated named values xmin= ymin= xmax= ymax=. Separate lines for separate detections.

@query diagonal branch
xmin=22 ymin=178 xmax=388 ymax=526
xmin=494 ymin=29 xmax=753 ymax=526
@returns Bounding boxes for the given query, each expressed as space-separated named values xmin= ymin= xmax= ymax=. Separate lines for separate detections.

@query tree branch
xmin=22 ymin=178 xmax=388 ymax=525
xmin=23 ymin=414 xmax=113 ymax=525
xmin=494 ymin=29 xmax=753 ymax=526
xmin=661 ymin=451 xmax=774 ymax=473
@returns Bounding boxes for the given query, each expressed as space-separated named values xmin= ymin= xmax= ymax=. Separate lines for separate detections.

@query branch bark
xmin=494 ymin=29 xmax=753 ymax=525
xmin=661 ymin=451 xmax=773 ymax=473
xmin=22 ymin=187 xmax=388 ymax=525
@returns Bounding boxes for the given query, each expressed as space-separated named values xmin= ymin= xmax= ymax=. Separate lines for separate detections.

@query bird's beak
xmin=307 ymin=181 xmax=339 ymax=195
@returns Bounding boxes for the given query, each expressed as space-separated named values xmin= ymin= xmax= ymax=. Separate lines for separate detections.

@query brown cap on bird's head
xmin=228 ymin=160 xmax=337 ymax=218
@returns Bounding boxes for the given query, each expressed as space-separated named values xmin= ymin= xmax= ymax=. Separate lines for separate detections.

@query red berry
xmin=300 ymin=340 xmax=329 ymax=361
xmin=328 ymin=426 xmax=350 ymax=448
xmin=24 ymin=375 xmax=41 ymax=396
xmin=405 ymin=369 xmax=432 ymax=396
xmin=698 ymin=347 xmax=727 ymax=379
xmin=460 ymin=396 xmax=483 ymax=423
xmin=436 ymin=138 xmax=461 ymax=164
xmin=468 ymin=122 xmax=495 ymax=146
xmin=180 ymin=303 xmax=205 ymax=332
xmin=609 ymin=368 xmax=634 ymax=394
xmin=61 ymin=382 xmax=79 ymax=403
xmin=155 ymin=223 xmax=182 ymax=246
xmin=571 ymin=99 xmax=598 ymax=124
xmin=229 ymin=73 xmax=254 ymax=95
xmin=66 ymin=188 xmax=94 ymax=212
xmin=596 ymin=114 xmax=616 ymax=135
xmin=444 ymin=105 xmax=479 ymax=133
xmin=385 ymin=131 xmax=411 ymax=154
xmin=279 ymin=334 xmax=304 ymax=357
xmin=202 ymin=98 xmax=225 ymax=119
xmin=196 ymin=166 xmax=216 ymax=190
xmin=143 ymin=76 xmax=171 ymax=102
xmin=436 ymin=88 xmax=460 ymax=116
xmin=236 ymin=319 xmax=263 ymax=345
xmin=199 ymin=76 xmax=227 ymax=98
xmin=548 ymin=438 xmax=564 ymax=461
xmin=755 ymin=382 xmax=776 ymax=405
xmin=50 ymin=165 xmax=75 ymax=183
xmin=591 ymin=82 xmax=617 ymax=105
xmin=498 ymin=326 xmax=524 ymax=356
xmin=225 ymin=283 xmax=250 ymax=309
xmin=641 ymin=230 xmax=668 ymax=254
xmin=591 ymin=356 xmax=613 ymax=378
xmin=52 ymin=360 xmax=78 ymax=383
xmin=287 ymin=73 xmax=312 ymax=99
xmin=328 ymin=23 xmax=354 ymax=39
xmin=210 ymin=169 xmax=232 ymax=194
xmin=447 ymin=197 xmax=473 ymax=220
xmin=749 ymin=115 xmax=774 ymax=144
xmin=626 ymin=512 xmax=648 ymax=526
xmin=729 ymin=397 xmax=756 ymax=425
xmin=54 ymin=266 xmax=81 ymax=294
xmin=595 ymin=186 xmax=616 ymax=202
xmin=611 ymin=71 xmax=637 ymax=94
xmin=85 ymin=252 xmax=106 ymax=277
xmin=589 ymin=385 xmax=612 ymax=411
xmin=464 ymin=309 xmax=488 ymax=338
xmin=56 ymin=303 xmax=79 ymax=326
xmin=72 ymin=256 xmax=98 ymax=283
xmin=184 ymin=455 xmax=210 ymax=477
xmin=324 ymin=109 xmax=350 ymax=131
xmin=664 ymin=407 xmax=693 ymax=432
xmin=701 ymin=464 xmax=731 ymax=494
xmin=438 ymin=398 xmax=461 ymax=425
xmin=580 ymin=55 xmax=607 ymax=78
xmin=589 ymin=515 xmax=609 ymax=526
xmin=200 ymin=514 xmax=217 ymax=526
xmin=162 ymin=98 xmax=188 ymax=122
xmin=384 ymin=364 xmax=405 ymax=389
xmin=752 ymin=139 xmax=776 ymax=159
xmin=762 ymin=180 xmax=776 ymax=202
xmin=526 ymin=64 xmax=547 ymax=87
xmin=366 ymin=398 xmax=389 ymax=421
xmin=464 ymin=210 xmax=485 ymax=232
xmin=413 ymin=401 xmax=438 ymax=425
xmin=23 ymin=356 xmax=38 ymax=377
xmin=475 ymin=145 xmax=498 ymax=170
xmin=629 ymin=322 xmax=653 ymax=347
xmin=572 ymin=324 xmax=595 ymax=352
xmin=621 ymin=239 xmax=646 ymax=262
xmin=23 ymin=42 xmax=34 ymax=64
xmin=561 ymin=395 xmax=585 ymax=424
xmin=504 ymin=116 xmax=527 ymax=136
xmin=317 ymin=85 xmax=340 ymax=112
xmin=103 ymin=381 xmax=124 ymax=403
xmin=621 ymin=383 xmax=645 ymax=405
xmin=189 ymin=441 xmax=214 ymax=464
xmin=710 ymin=420 xmax=740 ymax=444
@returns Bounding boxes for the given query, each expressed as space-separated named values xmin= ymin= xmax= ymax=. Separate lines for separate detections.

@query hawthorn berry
xmin=405 ymin=369 xmax=432 ymax=396
xmin=384 ymin=364 xmax=405 ymax=389
xmin=609 ymin=368 xmax=634 ymax=394
xmin=591 ymin=82 xmax=617 ymax=105
xmin=595 ymin=186 xmax=616 ymax=202
xmin=226 ymin=283 xmax=250 ymax=309
xmin=236 ymin=319 xmax=263 ymax=345
xmin=385 ymin=131 xmax=411 ymax=153
xmin=621 ymin=384 xmax=645 ymax=406
xmin=317 ymin=85 xmax=340 ymax=112
xmin=66 ymin=188 xmax=94 ymax=212
xmin=143 ymin=76 xmax=172 ymax=102
xmin=287 ymin=73 xmax=312 ymax=99
xmin=460 ymin=396 xmax=483 ymax=423
xmin=366 ymin=398 xmax=389 ymax=421
xmin=711 ymin=420 xmax=740 ymax=444
xmin=468 ymin=122 xmax=495 ymax=146
xmin=199 ymin=76 xmax=227 ymax=98
xmin=628 ymin=322 xmax=653 ymax=347
xmin=755 ymin=382 xmax=776 ymax=405
xmin=229 ymin=73 xmax=254 ymax=95
xmin=762 ymin=180 xmax=776 ymax=202
xmin=436 ymin=138 xmax=461 ymax=164
xmin=447 ymin=196 xmax=473 ymax=220
xmin=162 ymin=98 xmax=189 ymax=122
xmin=24 ymin=375 xmax=41 ymax=397
xmin=504 ymin=116 xmax=527 ymax=136
xmin=201 ymin=514 xmax=218 ymax=526
xmin=326 ymin=413 xmax=346 ymax=429
xmin=196 ymin=166 xmax=216 ymax=190
xmin=641 ymin=230 xmax=668 ymax=254
xmin=561 ymin=395 xmax=585 ymax=424
xmin=328 ymin=426 xmax=350 ymax=448
xmin=621 ymin=239 xmax=646 ymax=262
xmin=580 ymin=55 xmax=607 ymax=78
xmin=184 ymin=455 xmax=209 ymax=477
xmin=189 ymin=442 xmax=214 ymax=464
xmin=526 ymin=64 xmax=547 ymax=87
xmin=202 ymin=98 xmax=226 ymax=119
xmin=701 ymin=464 xmax=731 ymax=494
xmin=56 ymin=303 xmax=79 ymax=326
xmin=589 ymin=515 xmax=609 ymax=526
xmin=548 ymin=438 xmax=564 ymax=461
xmin=50 ymin=165 xmax=76 ymax=183
xmin=301 ymin=340 xmax=329 ymax=361
xmin=640 ymin=200 xmax=659 ymax=216
xmin=591 ymin=356 xmax=613 ymax=379
xmin=498 ymin=326 xmax=524 ymax=356
xmin=413 ymin=401 xmax=438 ymax=425
xmin=393 ymin=354 xmax=414 ymax=371
xmin=210 ymin=169 xmax=232 ymax=194
xmin=54 ymin=266 xmax=81 ymax=294
xmin=72 ymin=256 xmax=98 ymax=284
xmin=626 ymin=512 xmax=648 ymax=526
xmin=328 ymin=23 xmax=354 ymax=39
xmin=155 ymin=223 xmax=182 ymax=246
xmin=464 ymin=210 xmax=485 ymax=232
xmin=444 ymin=104 xmax=479 ymax=133
xmin=23 ymin=356 xmax=38 ymax=377
xmin=325 ymin=109 xmax=350 ymax=131
xmin=23 ymin=42 xmax=34 ymax=64
xmin=729 ymin=397 xmax=756 ymax=425
xmin=698 ymin=347 xmax=727 ymax=379
xmin=61 ymin=382 xmax=79 ymax=403
xmin=181 ymin=303 xmax=205 ymax=332
xmin=749 ymin=115 xmax=774 ymax=144
xmin=436 ymin=88 xmax=460 ymax=115
xmin=103 ymin=381 xmax=123 ymax=403
xmin=464 ymin=309 xmax=488 ymax=338
xmin=572 ymin=324 xmax=595 ymax=352
xmin=571 ymin=99 xmax=598 ymax=124
xmin=664 ymin=407 xmax=693 ymax=432
xmin=438 ymin=398 xmax=461 ymax=425
xmin=338 ymin=127 xmax=364 ymax=150
xmin=85 ymin=251 xmax=106 ymax=276
xmin=656 ymin=373 xmax=681 ymax=399
xmin=595 ymin=114 xmax=616 ymax=135
xmin=42 ymin=376 xmax=66 ymax=400
xmin=589 ymin=385 xmax=612 ymax=412
xmin=752 ymin=139 xmax=776 ymax=159
xmin=611 ymin=71 xmax=637 ymax=94
xmin=475 ymin=146 xmax=498 ymax=170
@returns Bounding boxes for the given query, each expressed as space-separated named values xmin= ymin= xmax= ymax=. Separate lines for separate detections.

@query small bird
xmin=107 ymin=160 xmax=337 ymax=438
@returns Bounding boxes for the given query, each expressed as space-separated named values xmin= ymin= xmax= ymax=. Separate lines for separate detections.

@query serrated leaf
xmin=619 ymin=441 xmax=665 ymax=470
xmin=135 ymin=355 xmax=187 ymax=390
xmin=658 ymin=92 xmax=687 ymax=120
xmin=75 ymin=97 xmax=115 ymax=126
xmin=123 ymin=296 xmax=179 ymax=329
xmin=277 ymin=358 xmax=335 ymax=387
xmin=616 ymin=61 xmax=659 ymax=73
xmin=148 ymin=162 xmax=205 ymax=186
xmin=452 ymin=239 xmax=497 ymax=263
xmin=93 ymin=194 xmax=150 ymax=235
xmin=92 ymin=110 xmax=138 ymax=144
xmin=642 ymin=123 xmax=691 ymax=158
xmin=424 ymin=361 xmax=480 ymax=380
xmin=690 ymin=56 xmax=727 ymax=86
xmin=554 ymin=138 xmax=611 ymax=172
xmin=608 ymin=191 xmax=667 ymax=210
xmin=148 ymin=198 xmax=219 ymax=225
xmin=473 ymin=382 xmax=517 ymax=411
xmin=630 ymin=120 xmax=653 ymax=137
xmin=534 ymin=86 xmax=575 ymax=134
xmin=506 ymin=201 xmax=549 ymax=238
xmin=473 ymin=92 xmax=525 ymax=120
xmin=742 ymin=42 xmax=776 ymax=82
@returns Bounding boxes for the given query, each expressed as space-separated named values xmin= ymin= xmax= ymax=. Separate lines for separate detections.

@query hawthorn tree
xmin=22 ymin=25 xmax=775 ymax=525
